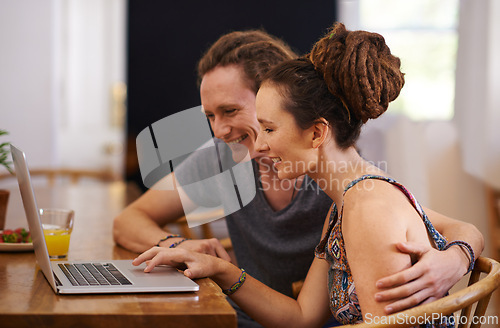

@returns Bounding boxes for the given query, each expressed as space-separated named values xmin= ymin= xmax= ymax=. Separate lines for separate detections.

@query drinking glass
xmin=39 ymin=208 xmax=74 ymax=259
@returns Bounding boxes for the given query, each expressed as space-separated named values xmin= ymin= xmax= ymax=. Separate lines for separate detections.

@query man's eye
xmin=225 ymin=109 xmax=237 ymax=114
xmin=264 ymin=128 xmax=273 ymax=133
xmin=205 ymin=114 xmax=214 ymax=120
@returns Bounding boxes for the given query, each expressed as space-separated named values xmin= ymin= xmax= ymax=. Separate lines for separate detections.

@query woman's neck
xmin=307 ymin=146 xmax=382 ymax=207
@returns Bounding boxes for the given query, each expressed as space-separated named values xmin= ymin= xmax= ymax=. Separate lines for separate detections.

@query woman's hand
xmin=171 ymin=238 xmax=232 ymax=262
xmin=132 ymin=247 xmax=226 ymax=279
xmin=374 ymin=241 xmax=467 ymax=314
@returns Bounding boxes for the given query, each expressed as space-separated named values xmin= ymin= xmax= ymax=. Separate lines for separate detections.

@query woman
xmin=132 ymin=23 xmax=477 ymax=327
xmin=118 ymin=28 xmax=482 ymax=327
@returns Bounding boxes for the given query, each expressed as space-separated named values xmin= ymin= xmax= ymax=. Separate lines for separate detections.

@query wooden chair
xmin=336 ymin=256 xmax=500 ymax=328
xmin=486 ymin=186 xmax=500 ymax=317
xmin=486 ymin=186 xmax=500 ymax=262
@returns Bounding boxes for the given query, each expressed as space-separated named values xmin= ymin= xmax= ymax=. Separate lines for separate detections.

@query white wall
xmin=0 ymin=0 xmax=126 ymax=175
xmin=0 ymin=0 xmax=56 ymax=169
xmin=57 ymin=0 xmax=126 ymax=173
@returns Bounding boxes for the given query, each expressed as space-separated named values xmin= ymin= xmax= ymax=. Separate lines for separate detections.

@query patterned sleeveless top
xmin=315 ymin=175 xmax=455 ymax=328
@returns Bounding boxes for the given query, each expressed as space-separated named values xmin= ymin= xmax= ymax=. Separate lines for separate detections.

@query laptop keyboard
xmin=58 ymin=263 xmax=132 ymax=286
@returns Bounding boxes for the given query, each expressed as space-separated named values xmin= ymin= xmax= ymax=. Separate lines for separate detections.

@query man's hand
xmin=164 ymin=238 xmax=232 ymax=262
xmin=374 ymin=241 xmax=467 ymax=314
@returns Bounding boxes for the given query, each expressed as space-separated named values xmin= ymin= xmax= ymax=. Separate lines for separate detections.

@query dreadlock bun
xmin=308 ymin=23 xmax=405 ymax=123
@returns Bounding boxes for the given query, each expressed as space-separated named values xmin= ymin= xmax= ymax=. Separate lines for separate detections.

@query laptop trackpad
xmin=126 ymin=264 xmax=197 ymax=288
xmin=128 ymin=265 xmax=181 ymax=278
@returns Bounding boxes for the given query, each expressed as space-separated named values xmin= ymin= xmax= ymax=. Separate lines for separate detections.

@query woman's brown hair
xmin=262 ymin=23 xmax=405 ymax=148
xmin=197 ymin=30 xmax=297 ymax=93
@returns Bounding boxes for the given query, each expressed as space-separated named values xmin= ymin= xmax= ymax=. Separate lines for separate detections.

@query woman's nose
xmin=254 ymin=133 xmax=269 ymax=152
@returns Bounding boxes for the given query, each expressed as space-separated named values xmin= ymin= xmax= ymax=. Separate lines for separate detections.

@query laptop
xmin=11 ymin=144 xmax=199 ymax=294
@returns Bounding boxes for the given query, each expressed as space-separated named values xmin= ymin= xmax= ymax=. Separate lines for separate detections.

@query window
xmin=359 ymin=0 xmax=459 ymax=120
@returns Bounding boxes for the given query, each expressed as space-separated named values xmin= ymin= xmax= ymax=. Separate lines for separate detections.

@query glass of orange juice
xmin=39 ymin=208 xmax=74 ymax=259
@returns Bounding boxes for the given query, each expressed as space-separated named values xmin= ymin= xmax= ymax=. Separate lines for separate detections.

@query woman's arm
xmin=132 ymin=215 xmax=334 ymax=328
xmin=374 ymin=207 xmax=484 ymax=313
xmin=342 ymin=183 xmax=420 ymax=318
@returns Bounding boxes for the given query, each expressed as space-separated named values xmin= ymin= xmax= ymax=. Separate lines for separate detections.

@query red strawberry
xmin=1 ymin=228 xmax=32 ymax=243
xmin=3 ymin=231 xmax=18 ymax=243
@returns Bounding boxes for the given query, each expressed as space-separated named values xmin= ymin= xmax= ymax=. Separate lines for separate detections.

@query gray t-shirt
xmin=175 ymin=140 xmax=333 ymax=327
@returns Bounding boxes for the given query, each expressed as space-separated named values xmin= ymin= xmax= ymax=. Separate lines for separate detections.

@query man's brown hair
xmin=197 ymin=30 xmax=297 ymax=93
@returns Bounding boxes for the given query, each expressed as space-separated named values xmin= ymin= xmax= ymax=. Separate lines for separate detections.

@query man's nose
xmin=211 ymin=118 xmax=231 ymax=139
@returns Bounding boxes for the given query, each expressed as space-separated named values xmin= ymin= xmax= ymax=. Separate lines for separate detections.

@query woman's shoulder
xmin=344 ymin=175 xmax=400 ymax=204
xmin=343 ymin=176 xmax=419 ymax=228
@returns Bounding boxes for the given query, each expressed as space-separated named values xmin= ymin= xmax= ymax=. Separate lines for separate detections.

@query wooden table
xmin=0 ymin=180 xmax=236 ymax=328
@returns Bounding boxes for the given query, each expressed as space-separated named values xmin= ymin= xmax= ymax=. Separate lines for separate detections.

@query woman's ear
xmin=312 ymin=118 xmax=329 ymax=149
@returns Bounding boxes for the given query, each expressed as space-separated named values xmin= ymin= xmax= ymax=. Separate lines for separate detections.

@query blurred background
xmin=1 ymin=0 xmax=499 ymax=322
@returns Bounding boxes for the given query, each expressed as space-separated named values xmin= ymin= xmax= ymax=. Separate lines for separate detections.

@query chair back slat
xmin=470 ymin=293 xmax=493 ymax=328
xmin=458 ymin=270 xmax=482 ymax=326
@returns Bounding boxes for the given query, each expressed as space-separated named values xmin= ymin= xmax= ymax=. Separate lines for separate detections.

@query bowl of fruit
xmin=0 ymin=227 xmax=33 ymax=252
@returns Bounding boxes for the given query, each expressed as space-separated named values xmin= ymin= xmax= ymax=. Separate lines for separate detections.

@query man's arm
xmin=113 ymin=173 xmax=231 ymax=260
xmin=425 ymin=207 xmax=484 ymax=265
xmin=113 ymin=177 xmax=186 ymax=253
xmin=374 ymin=207 xmax=484 ymax=314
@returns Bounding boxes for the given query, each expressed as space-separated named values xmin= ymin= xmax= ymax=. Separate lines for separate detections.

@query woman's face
xmin=255 ymin=84 xmax=315 ymax=180
xmin=200 ymin=65 xmax=261 ymax=158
